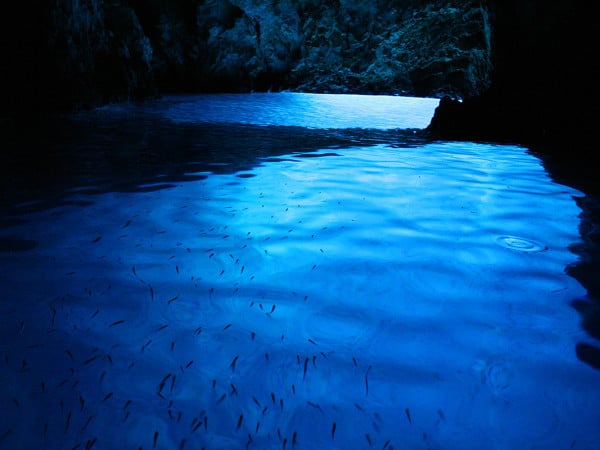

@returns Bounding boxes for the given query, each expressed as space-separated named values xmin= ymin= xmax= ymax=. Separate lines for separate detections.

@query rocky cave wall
xmin=428 ymin=0 xmax=598 ymax=151
xmin=1 ymin=0 xmax=491 ymax=115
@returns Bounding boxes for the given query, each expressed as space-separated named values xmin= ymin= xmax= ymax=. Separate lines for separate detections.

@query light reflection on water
xmin=162 ymin=93 xmax=440 ymax=129
xmin=1 ymin=94 xmax=599 ymax=449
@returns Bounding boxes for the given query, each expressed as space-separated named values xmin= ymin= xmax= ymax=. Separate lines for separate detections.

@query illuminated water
xmin=1 ymin=93 xmax=599 ymax=449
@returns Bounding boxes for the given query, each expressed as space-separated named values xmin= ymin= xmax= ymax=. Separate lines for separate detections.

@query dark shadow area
xmin=0 ymin=111 xmax=428 ymax=219
xmin=531 ymin=148 xmax=600 ymax=371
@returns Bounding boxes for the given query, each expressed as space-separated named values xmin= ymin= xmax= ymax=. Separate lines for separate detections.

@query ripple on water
xmin=495 ymin=235 xmax=548 ymax=253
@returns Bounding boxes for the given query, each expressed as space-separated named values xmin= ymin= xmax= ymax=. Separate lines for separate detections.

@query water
xmin=1 ymin=93 xmax=599 ymax=449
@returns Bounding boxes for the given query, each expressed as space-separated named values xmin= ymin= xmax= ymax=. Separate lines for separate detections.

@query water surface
xmin=1 ymin=93 xmax=599 ymax=450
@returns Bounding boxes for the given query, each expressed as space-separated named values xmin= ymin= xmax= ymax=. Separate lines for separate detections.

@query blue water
xmin=1 ymin=93 xmax=599 ymax=449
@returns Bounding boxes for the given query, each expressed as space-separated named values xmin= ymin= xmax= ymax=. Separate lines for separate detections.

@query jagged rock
xmin=428 ymin=0 xmax=597 ymax=151
xmin=0 ymin=0 xmax=491 ymax=114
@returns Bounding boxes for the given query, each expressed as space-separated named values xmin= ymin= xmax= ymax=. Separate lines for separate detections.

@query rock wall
xmin=0 ymin=0 xmax=491 ymax=115
xmin=428 ymin=0 xmax=598 ymax=152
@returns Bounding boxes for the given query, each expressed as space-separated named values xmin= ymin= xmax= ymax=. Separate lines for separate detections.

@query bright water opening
xmin=1 ymin=94 xmax=599 ymax=449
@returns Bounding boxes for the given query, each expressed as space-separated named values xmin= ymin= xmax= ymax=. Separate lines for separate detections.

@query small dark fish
xmin=177 ymin=412 xmax=182 ymax=423
xmin=236 ymin=414 xmax=244 ymax=430
xmin=158 ymin=324 xmax=169 ymax=331
xmin=269 ymin=305 xmax=276 ymax=314
xmin=103 ymin=392 xmax=113 ymax=402
xmin=141 ymin=339 xmax=152 ymax=352
xmin=282 ymin=438 xmax=287 ymax=450
xmin=65 ymin=410 xmax=72 ymax=432
xmin=383 ymin=439 xmax=391 ymax=449
xmin=224 ymin=323 xmax=232 ymax=330
xmin=354 ymin=403 xmax=365 ymax=411
xmin=437 ymin=409 xmax=445 ymax=421
xmin=365 ymin=365 xmax=372 ymax=396
xmin=170 ymin=375 xmax=176 ymax=392
xmin=331 ymin=422 xmax=337 ymax=440
xmin=91 ymin=236 xmax=102 ymax=243
xmin=85 ymin=438 xmax=97 ymax=450
xmin=158 ymin=373 xmax=171 ymax=396
xmin=405 ymin=408 xmax=412 ymax=424
xmin=312 ymin=355 xmax=316 ymax=367
xmin=352 ymin=357 xmax=358 ymax=367
xmin=256 ymin=421 xmax=260 ymax=433
xmin=167 ymin=295 xmax=179 ymax=304
xmin=79 ymin=395 xmax=85 ymax=411
xmin=241 ymin=266 xmax=245 ymax=274
xmin=109 ymin=320 xmax=124 ymax=327
xmin=253 ymin=396 xmax=261 ymax=407
xmin=271 ymin=392 xmax=276 ymax=404
xmin=365 ymin=433 xmax=373 ymax=447
xmin=171 ymin=341 xmax=175 ymax=351
xmin=41 ymin=382 xmax=46 ymax=393
xmin=194 ymin=327 xmax=202 ymax=335
xmin=123 ymin=400 xmax=132 ymax=410
xmin=265 ymin=352 xmax=269 ymax=361
xmin=178 ymin=438 xmax=186 ymax=450
xmin=0 ymin=428 xmax=13 ymax=442
xmin=212 ymin=379 xmax=216 ymax=389
xmin=81 ymin=415 xmax=93 ymax=431
xmin=217 ymin=393 xmax=226 ymax=404
xmin=153 ymin=431 xmax=159 ymax=448
xmin=185 ymin=360 xmax=194 ymax=369
xmin=230 ymin=355 xmax=238 ymax=371
xmin=280 ymin=399 xmax=284 ymax=410
xmin=262 ymin=406 xmax=268 ymax=415
xmin=291 ymin=384 xmax=296 ymax=395
xmin=175 ymin=266 xmax=179 ymax=274
xmin=308 ymin=338 xmax=317 ymax=345
xmin=230 ymin=383 xmax=238 ymax=395
xmin=251 ymin=331 xmax=255 ymax=340
xmin=132 ymin=266 xmax=136 ymax=276
xmin=292 ymin=431 xmax=297 ymax=448
xmin=307 ymin=401 xmax=323 ymax=412
xmin=84 ymin=355 xmax=100 ymax=365
xmin=277 ymin=428 xmax=282 ymax=440
xmin=150 ymin=286 xmax=154 ymax=301
xmin=303 ymin=357 xmax=309 ymax=380
xmin=124 ymin=220 xmax=131 ymax=228
xmin=192 ymin=421 xmax=202 ymax=433
xmin=204 ymin=416 xmax=208 ymax=431
xmin=371 ymin=421 xmax=381 ymax=434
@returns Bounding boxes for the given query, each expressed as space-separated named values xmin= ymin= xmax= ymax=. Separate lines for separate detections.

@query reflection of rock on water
xmin=566 ymin=195 xmax=600 ymax=370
